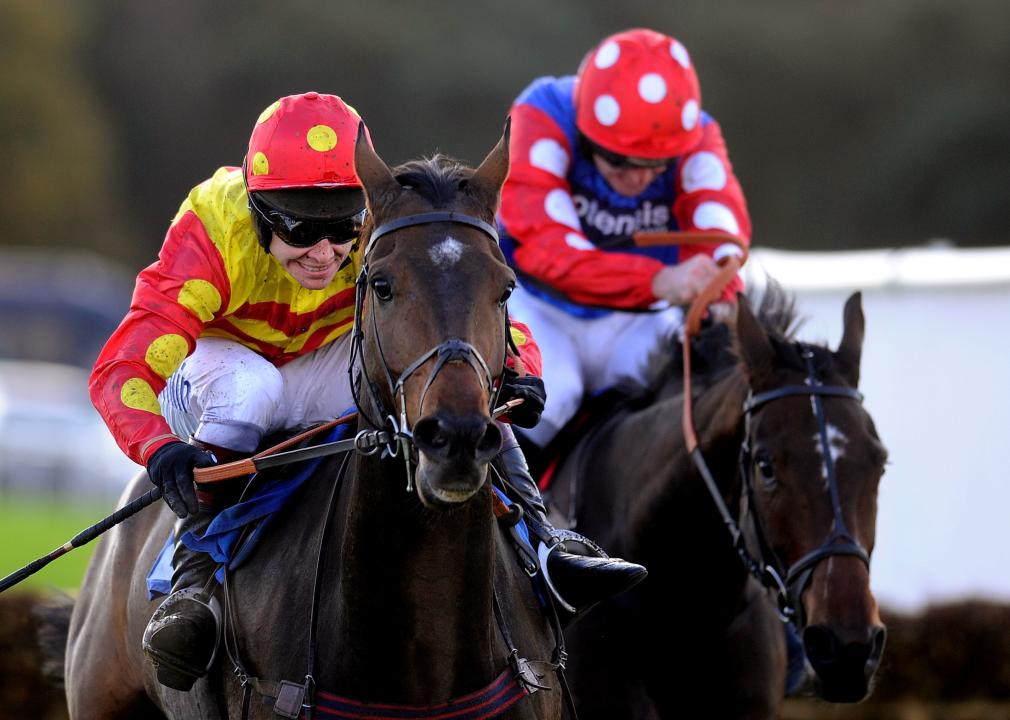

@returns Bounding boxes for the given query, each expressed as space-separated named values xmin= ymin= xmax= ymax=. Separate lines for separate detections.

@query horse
xmin=543 ymin=285 xmax=888 ymax=718
xmin=59 ymin=127 xmax=565 ymax=719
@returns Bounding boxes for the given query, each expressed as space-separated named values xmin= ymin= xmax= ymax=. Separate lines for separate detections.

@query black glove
xmin=499 ymin=374 xmax=547 ymax=429
xmin=146 ymin=442 xmax=216 ymax=518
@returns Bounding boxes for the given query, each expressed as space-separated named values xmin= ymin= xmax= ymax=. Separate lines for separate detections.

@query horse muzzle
xmin=412 ymin=413 xmax=501 ymax=507
xmin=804 ymin=621 xmax=887 ymax=702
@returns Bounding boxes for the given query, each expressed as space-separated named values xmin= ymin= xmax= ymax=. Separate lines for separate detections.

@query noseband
xmin=348 ymin=211 xmax=508 ymax=490
xmin=740 ymin=345 xmax=870 ymax=625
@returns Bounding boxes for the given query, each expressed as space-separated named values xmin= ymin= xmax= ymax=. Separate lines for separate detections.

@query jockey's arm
xmin=501 ymin=103 xmax=667 ymax=310
xmin=670 ymin=118 xmax=752 ymax=303
xmin=90 ymin=209 xmax=230 ymax=466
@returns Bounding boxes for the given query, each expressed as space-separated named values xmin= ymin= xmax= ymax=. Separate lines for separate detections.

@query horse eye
xmin=499 ymin=284 xmax=514 ymax=306
xmin=756 ymin=456 xmax=775 ymax=483
xmin=371 ymin=278 xmax=393 ymax=301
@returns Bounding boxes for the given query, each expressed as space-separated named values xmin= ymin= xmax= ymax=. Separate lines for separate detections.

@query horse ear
xmin=353 ymin=122 xmax=400 ymax=211
xmin=469 ymin=116 xmax=511 ymax=212
xmin=735 ymin=294 xmax=775 ymax=387
xmin=834 ymin=291 xmax=864 ymax=387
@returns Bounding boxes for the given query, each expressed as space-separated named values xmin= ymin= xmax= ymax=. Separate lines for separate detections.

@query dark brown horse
xmin=60 ymin=128 xmax=564 ymax=719
xmin=545 ymin=287 xmax=887 ymax=718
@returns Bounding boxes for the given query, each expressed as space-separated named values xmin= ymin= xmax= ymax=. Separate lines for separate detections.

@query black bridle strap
xmin=743 ymin=385 xmax=863 ymax=414
xmin=366 ymin=211 xmax=499 ymax=255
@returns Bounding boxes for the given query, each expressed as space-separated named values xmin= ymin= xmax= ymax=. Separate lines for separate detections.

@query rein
xmin=680 ymin=266 xmax=870 ymax=623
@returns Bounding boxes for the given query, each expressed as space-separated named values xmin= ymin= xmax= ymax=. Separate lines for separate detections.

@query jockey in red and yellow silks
xmin=92 ymin=126 xmax=541 ymax=469
xmin=90 ymin=165 xmax=360 ymax=466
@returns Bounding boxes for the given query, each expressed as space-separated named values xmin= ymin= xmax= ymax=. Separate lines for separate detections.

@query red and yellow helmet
xmin=245 ymin=91 xmax=368 ymax=192
xmin=575 ymin=29 xmax=702 ymax=161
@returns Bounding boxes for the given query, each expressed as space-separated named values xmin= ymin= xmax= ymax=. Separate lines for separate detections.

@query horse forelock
xmin=382 ymin=154 xmax=494 ymax=220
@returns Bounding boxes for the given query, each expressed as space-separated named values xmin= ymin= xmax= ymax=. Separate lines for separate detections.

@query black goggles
xmin=248 ymin=191 xmax=365 ymax=248
xmin=580 ymin=135 xmax=673 ymax=170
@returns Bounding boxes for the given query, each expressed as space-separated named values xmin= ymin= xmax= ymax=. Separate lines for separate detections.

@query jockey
xmin=499 ymin=28 xmax=752 ymax=457
xmin=90 ymin=92 xmax=645 ymax=692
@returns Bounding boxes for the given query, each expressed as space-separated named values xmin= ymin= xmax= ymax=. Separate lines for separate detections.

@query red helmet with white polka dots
xmin=575 ymin=29 xmax=702 ymax=161
xmin=245 ymin=92 xmax=367 ymax=192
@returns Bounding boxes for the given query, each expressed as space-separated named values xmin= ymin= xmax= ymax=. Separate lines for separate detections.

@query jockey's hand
xmin=146 ymin=442 xmax=216 ymax=518
xmin=499 ymin=374 xmax=547 ymax=429
xmin=651 ymin=255 xmax=721 ymax=306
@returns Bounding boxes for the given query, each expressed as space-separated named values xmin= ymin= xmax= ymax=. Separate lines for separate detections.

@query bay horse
xmin=545 ymin=286 xmax=887 ymax=718
xmin=61 ymin=127 xmax=564 ymax=719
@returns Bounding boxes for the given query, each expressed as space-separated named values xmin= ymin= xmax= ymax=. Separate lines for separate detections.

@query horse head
xmin=352 ymin=124 xmax=515 ymax=507
xmin=736 ymin=292 xmax=888 ymax=702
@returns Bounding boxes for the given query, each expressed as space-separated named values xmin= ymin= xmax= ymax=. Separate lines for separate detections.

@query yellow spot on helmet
xmin=510 ymin=327 xmax=528 ymax=346
xmin=120 ymin=378 xmax=161 ymax=414
xmin=145 ymin=334 xmax=189 ymax=380
xmin=252 ymin=151 xmax=270 ymax=176
xmin=178 ymin=279 xmax=223 ymax=322
xmin=306 ymin=124 xmax=338 ymax=152
xmin=257 ymin=100 xmax=280 ymax=124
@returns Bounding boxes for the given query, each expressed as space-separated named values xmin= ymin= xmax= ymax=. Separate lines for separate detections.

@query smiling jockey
xmin=90 ymin=92 xmax=644 ymax=691
xmin=499 ymin=28 xmax=752 ymax=457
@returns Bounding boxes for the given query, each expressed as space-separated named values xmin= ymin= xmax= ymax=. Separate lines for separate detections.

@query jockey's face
xmin=592 ymin=154 xmax=667 ymax=197
xmin=270 ymin=234 xmax=353 ymax=290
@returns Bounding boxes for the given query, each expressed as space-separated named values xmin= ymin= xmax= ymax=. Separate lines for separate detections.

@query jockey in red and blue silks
xmin=499 ymin=28 xmax=753 ymax=450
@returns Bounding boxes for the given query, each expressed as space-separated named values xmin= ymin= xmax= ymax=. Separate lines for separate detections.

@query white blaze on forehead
xmin=429 ymin=236 xmax=465 ymax=268
xmin=811 ymin=421 xmax=849 ymax=486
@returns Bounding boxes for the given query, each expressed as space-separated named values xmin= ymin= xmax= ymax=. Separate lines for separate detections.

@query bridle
xmin=676 ymin=257 xmax=871 ymax=625
xmin=348 ymin=210 xmax=510 ymax=491
xmin=737 ymin=346 xmax=869 ymax=626
xmin=687 ymin=338 xmax=869 ymax=626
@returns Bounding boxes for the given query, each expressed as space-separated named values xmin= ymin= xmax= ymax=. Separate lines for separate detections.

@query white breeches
xmin=506 ymin=284 xmax=684 ymax=448
xmin=158 ymin=335 xmax=355 ymax=453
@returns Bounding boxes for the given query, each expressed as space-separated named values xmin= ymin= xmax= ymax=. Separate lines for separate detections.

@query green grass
xmin=0 ymin=496 xmax=117 ymax=592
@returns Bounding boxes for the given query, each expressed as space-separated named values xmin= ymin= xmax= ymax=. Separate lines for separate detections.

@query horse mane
xmin=618 ymin=279 xmax=809 ymax=404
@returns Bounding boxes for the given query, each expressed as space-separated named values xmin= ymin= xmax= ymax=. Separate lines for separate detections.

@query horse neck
xmin=324 ymin=451 xmax=501 ymax=700
xmin=610 ymin=369 xmax=749 ymax=508
xmin=593 ymin=369 xmax=750 ymax=567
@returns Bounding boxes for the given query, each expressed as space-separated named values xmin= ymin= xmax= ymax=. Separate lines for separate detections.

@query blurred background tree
xmin=1 ymin=0 xmax=1007 ymax=270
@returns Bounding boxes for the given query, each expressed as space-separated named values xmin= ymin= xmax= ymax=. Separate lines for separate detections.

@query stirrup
xmin=143 ymin=588 xmax=222 ymax=691
xmin=535 ymin=529 xmax=609 ymax=614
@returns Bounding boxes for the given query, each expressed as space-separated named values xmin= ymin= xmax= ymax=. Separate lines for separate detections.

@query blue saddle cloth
xmin=146 ymin=420 xmax=353 ymax=599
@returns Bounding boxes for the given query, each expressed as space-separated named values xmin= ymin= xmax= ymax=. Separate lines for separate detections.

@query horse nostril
xmin=413 ymin=417 xmax=449 ymax=453
xmin=803 ymin=624 xmax=837 ymax=666
xmin=413 ymin=415 xmax=501 ymax=463
xmin=869 ymin=625 xmax=887 ymax=662
xmin=475 ymin=421 xmax=502 ymax=462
